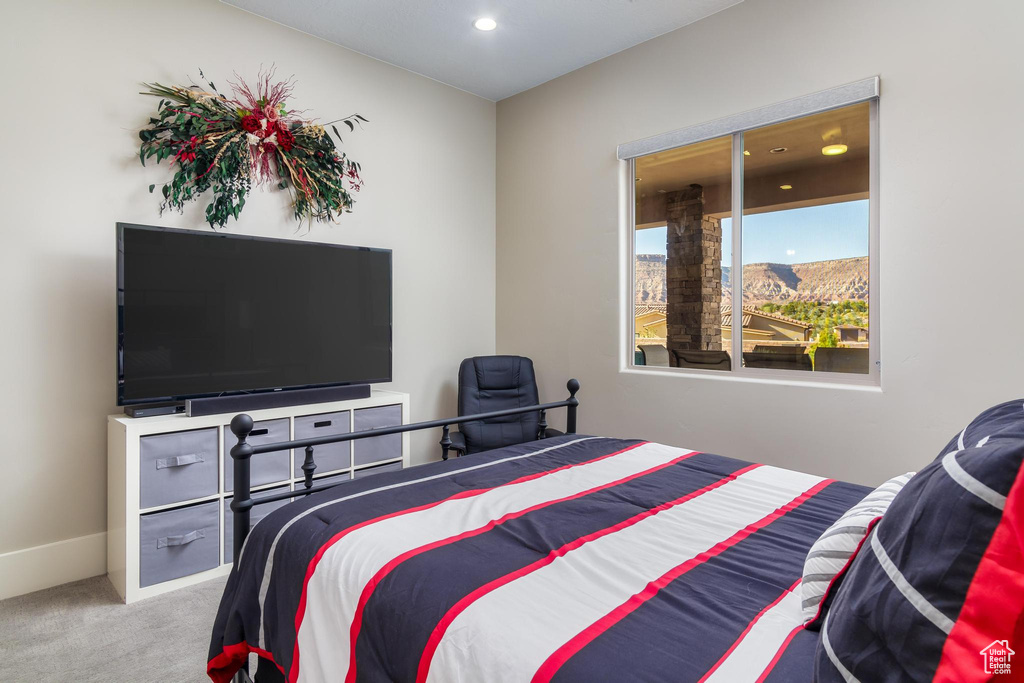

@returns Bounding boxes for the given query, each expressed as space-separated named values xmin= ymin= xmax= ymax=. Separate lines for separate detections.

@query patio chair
xmin=638 ymin=344 xmax=670 ymax=367
xmin=670 ymin=349 xmax=732 ymax=370
xmin=814 ymin=347 xmax=870 ymax=374
xmin=744 ymin=351 xmax=812 ymax=371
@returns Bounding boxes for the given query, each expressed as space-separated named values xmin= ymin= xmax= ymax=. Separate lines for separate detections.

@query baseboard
xmin=0 ymin=532 xmax=107 ymax=601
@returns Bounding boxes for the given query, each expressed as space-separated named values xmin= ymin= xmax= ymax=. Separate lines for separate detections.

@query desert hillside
xmin=636 ymin=254 xmax=868 ymax=305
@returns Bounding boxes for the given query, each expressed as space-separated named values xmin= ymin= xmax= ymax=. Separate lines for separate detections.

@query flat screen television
xmin=117 ymin=223 xmax=392 ymax=406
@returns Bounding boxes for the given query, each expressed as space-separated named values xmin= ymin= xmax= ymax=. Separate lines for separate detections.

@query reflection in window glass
xmin=634 ymin=136 xmax=732 ymax=370
xmin=740 ymin=103 xmax=871 ymax=373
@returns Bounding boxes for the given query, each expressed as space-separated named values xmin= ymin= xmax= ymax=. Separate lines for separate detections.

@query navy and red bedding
xmin=208 ymin=435 xmax=870 ymax=683
xmin=817 ymin=399 xmax=1024 ymax=681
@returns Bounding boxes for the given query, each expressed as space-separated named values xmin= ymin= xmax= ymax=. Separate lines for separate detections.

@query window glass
xmin=740 ymin=102 xmax=870 ymax=373
xmin=634 ymin=136 xmax=732 ymax=370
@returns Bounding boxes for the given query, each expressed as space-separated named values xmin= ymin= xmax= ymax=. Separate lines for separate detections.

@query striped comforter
xmin=208 ymin=435 xmax=869 ymax=683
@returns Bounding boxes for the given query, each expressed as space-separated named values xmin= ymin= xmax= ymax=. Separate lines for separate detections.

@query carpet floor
xmin=0 ymin=574 xmax=233 ymax=682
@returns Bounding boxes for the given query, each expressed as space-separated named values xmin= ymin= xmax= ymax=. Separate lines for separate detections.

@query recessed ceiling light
xmin=779 ymin=184 xmax=793 ymax=190
xmin=769 ymin=147 xmax=788 ymax=154
xmin=743 ymin=150 xmax=750 ymax=156
xmin=473 ymin=17 xmax=497 ymax=31
xmin=821 ymin=144 xmax=848 ymax=156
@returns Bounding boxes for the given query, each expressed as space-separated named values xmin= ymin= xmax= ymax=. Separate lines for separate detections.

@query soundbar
xmin=185 ymin=384 xmax=372 ymax=417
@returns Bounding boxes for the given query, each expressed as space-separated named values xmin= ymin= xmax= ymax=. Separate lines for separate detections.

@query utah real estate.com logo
xmin=980 ymin=640 xmax=1015 ymax=675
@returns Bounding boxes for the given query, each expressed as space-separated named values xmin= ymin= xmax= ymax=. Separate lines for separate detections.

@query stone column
xmin=665 ymin=184 xmax=722 ymax=361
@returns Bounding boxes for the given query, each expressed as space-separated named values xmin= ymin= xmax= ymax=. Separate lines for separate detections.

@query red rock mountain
xmin=635 ymin=254 xmax=868 ymax=305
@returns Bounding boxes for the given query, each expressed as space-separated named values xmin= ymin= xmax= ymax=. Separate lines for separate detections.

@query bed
xmin=208 ymin=390 xmax=871 ymax=683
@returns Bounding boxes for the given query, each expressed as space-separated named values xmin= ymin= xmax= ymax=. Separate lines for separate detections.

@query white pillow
xmin=800 ymin=472 xmax=914 ymax=626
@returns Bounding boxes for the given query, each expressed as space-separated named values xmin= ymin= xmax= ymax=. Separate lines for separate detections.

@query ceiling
xmin=222 ymin=0 xmax=744 ymax=101
xmin=636 ymin=103 xmax=871 ymax=195
xmin=635 ymin=102 xmax=871 ymax=223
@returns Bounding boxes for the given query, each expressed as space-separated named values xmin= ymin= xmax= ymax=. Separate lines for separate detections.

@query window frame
xmin=622 ymin=79 xmax=880 ymax=388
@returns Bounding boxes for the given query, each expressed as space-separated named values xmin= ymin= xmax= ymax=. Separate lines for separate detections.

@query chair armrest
xmin=543 ymin=428 xmax=564 ymax=438
xmin=448 ymin=430 xmax=467 ymax=456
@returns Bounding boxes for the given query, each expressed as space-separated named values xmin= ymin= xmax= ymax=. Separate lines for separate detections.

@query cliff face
xmin=637 ymin=255 xmax=868 ymax=304
xmin=635 ymin=254 xmax=668 ymax=304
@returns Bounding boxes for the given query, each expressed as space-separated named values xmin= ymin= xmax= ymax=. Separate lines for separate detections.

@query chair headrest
xmin=468 ymin=356 xmax=534 ymax=390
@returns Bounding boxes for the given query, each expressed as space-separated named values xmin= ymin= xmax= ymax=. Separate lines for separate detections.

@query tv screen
xmin=117 ymin=224 xmax=392 ymax=405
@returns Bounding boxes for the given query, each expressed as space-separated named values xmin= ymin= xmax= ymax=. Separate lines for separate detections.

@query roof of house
xmin=721 ymin=305 xmax=812 ymax=329
xmin=635 ymin=302 xmax=811 ymax=330
xmin=721 ymin=310 xmax=752 ymax=328
xmin=834 ymin=324 xmax=868 ymax=330
xmin=634 ymin=303 xmax=666 ymax=317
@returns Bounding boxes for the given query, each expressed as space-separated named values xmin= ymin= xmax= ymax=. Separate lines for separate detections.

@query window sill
xmin=620 ymin=365 xmax=882 ymax=392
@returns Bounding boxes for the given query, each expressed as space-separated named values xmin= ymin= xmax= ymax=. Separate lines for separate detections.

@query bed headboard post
xmin=566 ymin=379 xmax=580 ymax=434
xmin=440 ymin=424 xmax=452 ymax=461
xmin=229 ymin=414 xmax=255 ymax=564
xmin=301 ymin=445 xmax=317 ymax=492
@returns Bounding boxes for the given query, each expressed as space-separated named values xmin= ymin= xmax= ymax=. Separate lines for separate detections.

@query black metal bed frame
xmin=226 ymin=379 xmax=579 ymax=682
xmin=227 ymin=378 xmax=580 ymax=568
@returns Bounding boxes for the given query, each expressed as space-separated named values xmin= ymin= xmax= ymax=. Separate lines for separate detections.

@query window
xmin=625 ymin=79 xmax=878 ymax=383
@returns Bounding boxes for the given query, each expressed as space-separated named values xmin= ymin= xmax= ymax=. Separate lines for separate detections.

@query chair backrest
xmin=670 ymin=349 xmax=732 ymax=370
xmin=752 ymin=344 xmax=805 ymax=354
xmin=743 ymin=351 xmax=812 ymax=371
xmin=814 ymin=347 xmax=870 ymax=374
xmin=458 ymin=356 xmax=541 ymax=454
xmin=639 ymin=344 xmax=670 ymax=367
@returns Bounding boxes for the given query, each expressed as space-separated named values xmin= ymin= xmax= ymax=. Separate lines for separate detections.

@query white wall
xmin=0 ymin=0 xmax=495 ymax=589
xmin=496 ymin=0 xmax=1024 ymax=486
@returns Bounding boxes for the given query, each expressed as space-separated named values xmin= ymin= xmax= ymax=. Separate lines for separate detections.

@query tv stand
xmin=107 ymin=388 xmax=409 ymax=603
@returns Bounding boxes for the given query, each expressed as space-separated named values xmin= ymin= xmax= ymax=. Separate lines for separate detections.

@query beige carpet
xmin=0 ymin=574 xmax=234 ymax=683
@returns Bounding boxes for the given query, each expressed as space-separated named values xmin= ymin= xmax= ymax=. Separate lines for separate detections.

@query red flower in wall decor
xmin=138 ymin=68 xmax=366 ymax=229
xmin=240 ymin=115 xmax=260 ymax=134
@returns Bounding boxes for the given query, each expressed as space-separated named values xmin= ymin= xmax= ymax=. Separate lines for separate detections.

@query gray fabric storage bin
xmin=223 ymin=486 xmax=290 ymax=563
xmin=139 ymin=428 xmax=219 ymax=509
xmin=353 ymin=405 xmax=402 ymax=467
xmin=224 ymin=418 xmax=290 ymax=491
xmin=139 ymin=501 xmax=219 ymax=588
xmin=293 ymin=410 xmax=350 ymax=477
xmin=354 ymin=461 xmax=403 ymax=479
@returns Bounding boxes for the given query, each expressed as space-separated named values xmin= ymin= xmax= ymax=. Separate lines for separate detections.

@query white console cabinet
xmin=107 ymin=389 xmax=410 ymax=603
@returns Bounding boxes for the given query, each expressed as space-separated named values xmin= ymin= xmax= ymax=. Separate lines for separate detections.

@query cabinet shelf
xmin=107 ymin=389 xmax=410 ymax=603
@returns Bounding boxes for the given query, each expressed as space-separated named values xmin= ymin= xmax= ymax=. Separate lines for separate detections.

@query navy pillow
xmin=816 ymin=400 xmax=1024 ymax=682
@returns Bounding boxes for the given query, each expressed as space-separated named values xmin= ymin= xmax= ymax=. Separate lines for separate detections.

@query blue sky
xmin=635 ymin=199 xmax=869 ymax=265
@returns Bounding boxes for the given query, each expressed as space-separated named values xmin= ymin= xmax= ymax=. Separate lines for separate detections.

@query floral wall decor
xmin=139 ymin=69 xmax=366 ymax=228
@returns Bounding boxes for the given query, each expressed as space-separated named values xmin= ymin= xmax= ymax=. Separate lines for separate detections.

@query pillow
xmin=816 ymin=399 xmax=1024 ymax=682
xmin=800 ymin=472 xmax=914 ymax=627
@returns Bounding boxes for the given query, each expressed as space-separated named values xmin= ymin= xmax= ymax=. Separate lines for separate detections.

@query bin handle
xmin=158 ymin=528 xmax=206 ymax=549
xmin=155 ymin=453 xmax=204 ymax=470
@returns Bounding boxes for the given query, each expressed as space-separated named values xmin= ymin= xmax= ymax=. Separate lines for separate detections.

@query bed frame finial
xmin=566 ymin=379 xmax=580 ymax=434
